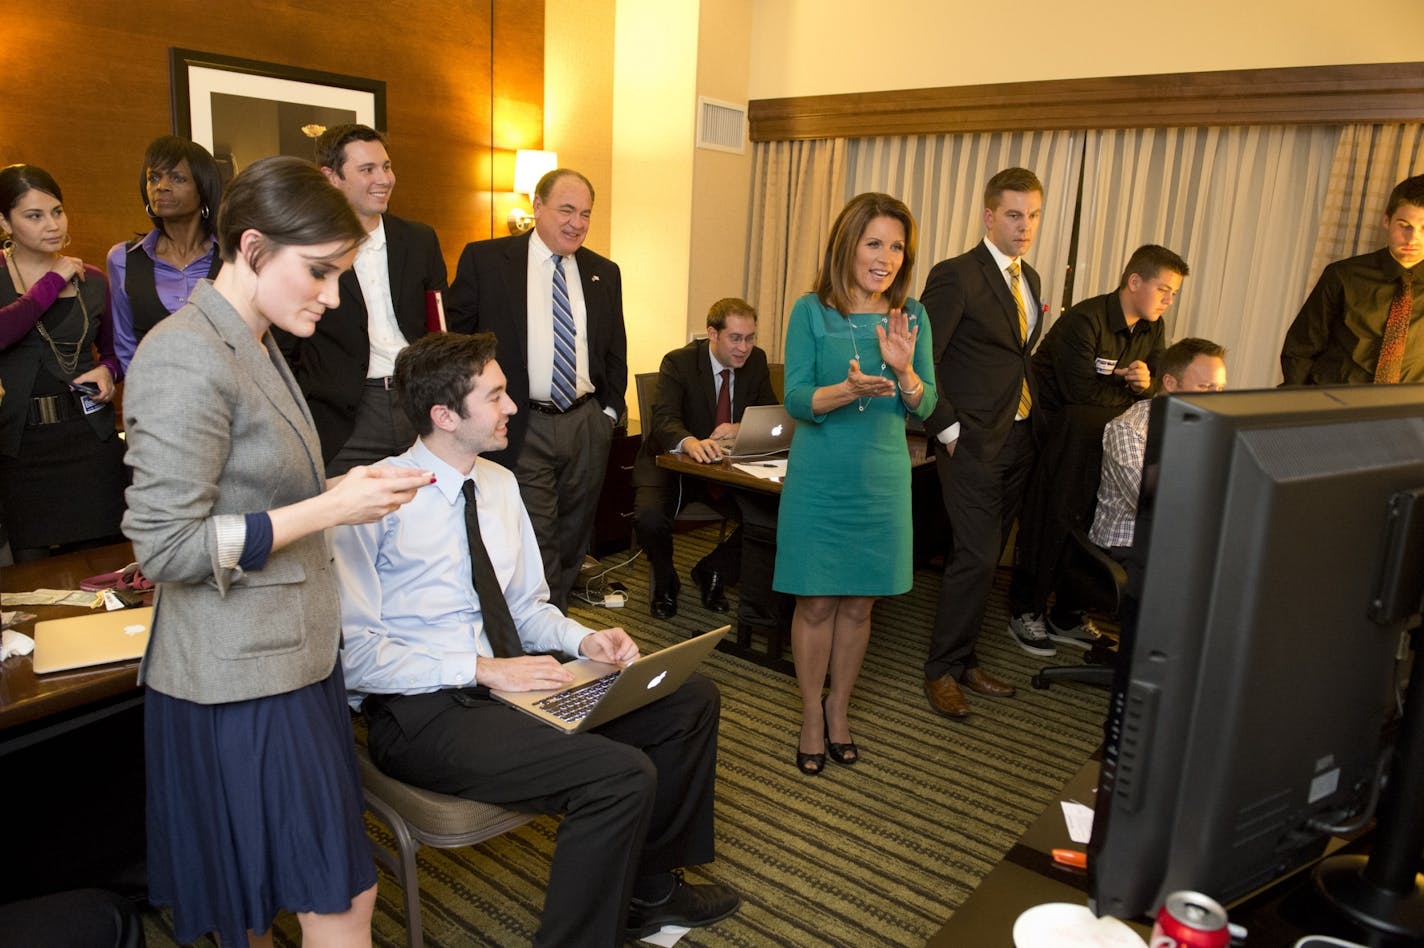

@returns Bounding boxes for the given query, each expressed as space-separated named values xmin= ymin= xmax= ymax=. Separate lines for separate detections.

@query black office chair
xmin=1030 ymin=528 xmax=1124 ymax=690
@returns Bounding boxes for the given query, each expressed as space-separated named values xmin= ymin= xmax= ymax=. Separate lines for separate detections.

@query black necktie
xmin=462 ymin=479 xmax=523 ymax=658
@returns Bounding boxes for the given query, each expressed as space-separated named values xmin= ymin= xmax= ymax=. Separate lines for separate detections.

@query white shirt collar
xmin=361 ymin=215 xmax=387 ymax=253
xmin=982 ymin=236 xmax=1018 ymax=273
xmin=529 ymin=227 xmax=558 ymax=264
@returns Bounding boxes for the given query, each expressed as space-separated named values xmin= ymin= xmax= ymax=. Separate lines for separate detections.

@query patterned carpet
xmin=142 ymin=527 xmax=1110 ymax=947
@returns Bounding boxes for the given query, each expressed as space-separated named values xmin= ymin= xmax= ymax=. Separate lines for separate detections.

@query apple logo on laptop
xmin=123 ymin=624 xmax=147 ymax=637
xmin=647 ymin=671 xmax=668 ymax=690
xmin=771 ymin=423 xmax=783 ymax=437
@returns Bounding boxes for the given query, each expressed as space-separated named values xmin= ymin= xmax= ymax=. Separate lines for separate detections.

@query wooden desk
xmin=1 ymin=542 xmax=145 ymax=737
xmin=929 ymin=756 xmax=1407 ymax=947
xmin=654 ymin=432 xmax=931 ymax=492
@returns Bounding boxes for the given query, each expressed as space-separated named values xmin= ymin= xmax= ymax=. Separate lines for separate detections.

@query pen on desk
xmin=1051 ymin=848 xmax=1087 ymax=869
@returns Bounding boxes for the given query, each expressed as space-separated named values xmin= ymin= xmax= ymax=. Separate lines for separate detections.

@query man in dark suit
xmin=446 ymin=169 xmax=628 ymax=612
xmin=633 ymin=298 xmax=779 ymax=618
xmin=921 ymin=167 xmax=1047 ymax=720
xmin=276 ymin=124 xmax=450 ymax=475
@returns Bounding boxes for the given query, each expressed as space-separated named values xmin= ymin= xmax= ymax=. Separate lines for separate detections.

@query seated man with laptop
xmin=333 ymin=332 xmax=741 ymax=945
xmin=633 ymin=297 xmax=781 ymax=618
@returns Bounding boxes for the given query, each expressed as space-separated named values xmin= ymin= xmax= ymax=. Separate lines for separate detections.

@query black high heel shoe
xmin=823 ymin=700 xmax=859 ymax=766
xmin=795 ymin=748 xmax=826 ymax=776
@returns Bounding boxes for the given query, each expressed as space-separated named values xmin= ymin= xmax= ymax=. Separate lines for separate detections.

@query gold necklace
xmin=6 ymin=248 xmax=90 ymax=376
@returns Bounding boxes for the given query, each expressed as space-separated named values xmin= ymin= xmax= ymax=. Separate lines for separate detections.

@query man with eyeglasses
xmin=1006 ymin=244 xmax=1188 ymax=659
xmin=633 ymin=298 xmax=779 ymax=618
xmin=446 ymin=169 xmax=628 ymax=613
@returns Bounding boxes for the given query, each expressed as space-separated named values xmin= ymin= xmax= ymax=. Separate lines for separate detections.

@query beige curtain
xmin=1306 ymin=123 xmax=1424 ymax=290
xmin=844 ymin=130 xmax=1084 ymax=316
xmin=1074 ymin=125 xmax=1340 ymax=388
xmin=746 ymin=139 xmax=848 ymax=359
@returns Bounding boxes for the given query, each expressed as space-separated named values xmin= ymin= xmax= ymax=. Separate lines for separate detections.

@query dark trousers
xmin=326 ymin=383 xmax=418 ymax=478
xmin=364 ymin=674 xmax=720 ymax=948
xmin=640 ymin=481 xmax=780 ymax=597
xmin=926 ymin=421 xmax=1036 ymax=680
xmin=515 ymin=398 xmax=614 ymax=612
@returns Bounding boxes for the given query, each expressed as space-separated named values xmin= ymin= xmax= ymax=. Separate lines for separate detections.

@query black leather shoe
xmin=690 ymin=563 xmax=729 ymax=612
xmin=626 ymin=870 xmax=741 ymax=938
xmin=651 ymin=589 xmax=678 ymax=619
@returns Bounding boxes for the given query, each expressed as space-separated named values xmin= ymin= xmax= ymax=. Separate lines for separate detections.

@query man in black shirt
xmin=1281 ymin=174 xmax=1424 ymax=385
xmin=1007 ymin=244 xmax=1188 ymax=658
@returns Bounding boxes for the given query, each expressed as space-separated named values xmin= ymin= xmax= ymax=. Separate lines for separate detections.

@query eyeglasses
xmin=714 ymin=331 xmax=756 ymax=345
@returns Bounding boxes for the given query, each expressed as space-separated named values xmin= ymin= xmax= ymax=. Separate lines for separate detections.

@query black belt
xmin=528 ymin=393 xmax=594 ymax=415
xmin=26 ymin=392 xmax=85 ymax=427
xmin=364 ymin=376 xmax=396 ymax=390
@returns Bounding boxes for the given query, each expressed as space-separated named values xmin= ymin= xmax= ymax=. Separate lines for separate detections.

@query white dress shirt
xmin=525 ymin=229 xmax=594 ymax=402
xmin=354 ymin=217 xmax=405 ymax=379
xmin=334 ymin=439 xmax=591 ymax=707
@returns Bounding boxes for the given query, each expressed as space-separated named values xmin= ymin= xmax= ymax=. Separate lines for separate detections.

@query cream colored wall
xmin=687 ymin=0 xmax=756 ymax=338
xmin=610 ymin=0 xmax=702 ymax=417
xmin=748 ymin=0 xmax=1424 ymax=98
xmin=544 ymin=0 xmax=615 ymax=256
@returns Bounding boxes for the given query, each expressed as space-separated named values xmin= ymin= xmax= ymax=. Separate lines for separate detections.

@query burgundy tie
xmin=716 ymin=368 xmax=732 ymax=426
xmin=1375 ymin=271 xmax=1414 ymax=384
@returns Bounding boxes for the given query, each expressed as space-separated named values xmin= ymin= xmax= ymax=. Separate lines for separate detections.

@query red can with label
xmin=1149 ymin=890 xmax=1230 ymax=948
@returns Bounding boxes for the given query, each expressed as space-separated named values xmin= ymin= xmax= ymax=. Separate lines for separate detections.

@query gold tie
xmin=1008 ymin=261 xmax=1032 ymax=418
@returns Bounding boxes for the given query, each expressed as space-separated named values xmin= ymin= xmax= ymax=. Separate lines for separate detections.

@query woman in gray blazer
xmin=123 ymin=157 xmax=431 ymax=947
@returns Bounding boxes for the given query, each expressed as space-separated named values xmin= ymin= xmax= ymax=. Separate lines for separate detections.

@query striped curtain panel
xmin=1307 ymin=123 xmax=1424 ymax=289
xmin=746 ymin=138 xmax=848 ymax=359
xmin=1074 ymin=125 xmax=1339 ymax=388
xmin=845 ymin=130 xmax=1084 ymax=317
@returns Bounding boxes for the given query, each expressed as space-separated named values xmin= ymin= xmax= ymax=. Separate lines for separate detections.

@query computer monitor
xmin=1088 ymin=384 xmax=1424 ymax=935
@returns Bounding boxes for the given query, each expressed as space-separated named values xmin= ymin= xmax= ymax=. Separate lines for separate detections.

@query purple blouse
xmin=106 ymin=229 xmax=218 ymax=373
xmin=0 ymin=257 xmax=119 ymax=381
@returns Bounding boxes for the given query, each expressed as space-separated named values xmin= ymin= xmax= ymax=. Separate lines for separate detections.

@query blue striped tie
xmin=551 ymin=255 xmax=577 ymax=410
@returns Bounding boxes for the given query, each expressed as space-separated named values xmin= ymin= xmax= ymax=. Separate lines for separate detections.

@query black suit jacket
xmin=445 ymin=231 xmax=628 ymax=467
xmin=276 ymin=214 xmax=448 ymax=463
xmin=632 ymin=340 xmax=778 ymax=489
xmin=921 ymin=241 xmax=1045 ymax=459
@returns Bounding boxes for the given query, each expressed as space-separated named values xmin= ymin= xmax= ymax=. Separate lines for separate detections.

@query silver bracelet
xmin=900 ymin=380 xmax=923 ymax=399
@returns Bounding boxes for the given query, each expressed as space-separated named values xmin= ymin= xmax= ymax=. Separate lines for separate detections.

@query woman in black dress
xmin=0 ymin=164 xmax=125 ymax=560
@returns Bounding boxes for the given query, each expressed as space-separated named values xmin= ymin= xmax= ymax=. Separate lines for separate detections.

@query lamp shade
xmin=513 ymin=150 xmax=558 ymax=197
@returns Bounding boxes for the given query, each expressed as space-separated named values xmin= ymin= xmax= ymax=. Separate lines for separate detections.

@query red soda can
xmin=1150 ymin=890 xmax=1230 ymax=948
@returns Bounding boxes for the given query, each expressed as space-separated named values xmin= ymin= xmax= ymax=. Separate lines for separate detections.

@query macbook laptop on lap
xmin=718 ymin=404 xmax=795 ymax=458
xmin=492 ymin=624 xmax=728 ymax=733
xmin=31 ymin=606 xmax=154 ymax=674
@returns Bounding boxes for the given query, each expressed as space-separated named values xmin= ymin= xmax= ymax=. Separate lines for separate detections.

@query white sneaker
xmin=1047 ymin=614 xmax=1108 ymax=650
xmin=1007 ymin=613 xmax=1057 ymax=657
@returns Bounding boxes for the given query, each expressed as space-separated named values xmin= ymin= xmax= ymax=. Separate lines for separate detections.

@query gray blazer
xmin=122 ymin=280 xmax=341 ymax=704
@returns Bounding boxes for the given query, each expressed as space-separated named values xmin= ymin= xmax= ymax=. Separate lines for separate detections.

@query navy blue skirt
xmin=144 ymin=664 xmax=376 ymax=945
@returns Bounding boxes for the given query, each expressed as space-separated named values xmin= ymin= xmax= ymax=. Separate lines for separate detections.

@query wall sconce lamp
xmin=508 ymin=149 xmax=558 ymax=234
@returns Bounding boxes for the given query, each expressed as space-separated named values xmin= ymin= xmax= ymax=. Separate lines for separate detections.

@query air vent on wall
xmin=696 ymin=96 xmax=746 ymax=154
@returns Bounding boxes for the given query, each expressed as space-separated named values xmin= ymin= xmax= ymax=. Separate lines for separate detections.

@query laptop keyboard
xmin=535 ymin=671 xmax=621 ymax=723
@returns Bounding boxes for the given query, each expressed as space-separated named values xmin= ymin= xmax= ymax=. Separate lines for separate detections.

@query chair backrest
xmin=767 ymin=363 xmax=784 ymax=401
xmin=1061 ymin=527 xmax=1128 ymax=617
xmin=635 ymin=372 xmax=659 ymax=429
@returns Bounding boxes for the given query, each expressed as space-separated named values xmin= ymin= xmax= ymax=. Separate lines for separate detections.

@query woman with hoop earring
xmin=0 ymin=163 xmax=126 ymax=560
xmin=106 ymin=135 xmax=224 ymax=374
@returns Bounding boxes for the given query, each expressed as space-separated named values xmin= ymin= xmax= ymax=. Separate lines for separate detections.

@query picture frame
xmin=169 ymin=48 xmax=386 ymax=176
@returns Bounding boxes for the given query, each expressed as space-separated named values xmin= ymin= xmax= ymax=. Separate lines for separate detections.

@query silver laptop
xmin=31 ymin=606 xmax=153 ymax=674
xmin=719 ymin=404 xmax=795 ymax=458
xmin=491 ymin=625 xmax=728 ymax=733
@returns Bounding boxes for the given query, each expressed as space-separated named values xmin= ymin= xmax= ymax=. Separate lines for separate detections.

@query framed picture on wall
xmin=169 ymin=48 xmax=386 ymax=183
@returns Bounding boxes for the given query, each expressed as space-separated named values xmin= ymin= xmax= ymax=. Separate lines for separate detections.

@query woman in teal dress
xmin=774 ymin=192 xmax=936 ymax=775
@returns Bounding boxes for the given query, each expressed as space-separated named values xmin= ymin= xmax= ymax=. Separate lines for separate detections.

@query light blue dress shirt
xmin=333 ymin=439 xmax=592 ymax=708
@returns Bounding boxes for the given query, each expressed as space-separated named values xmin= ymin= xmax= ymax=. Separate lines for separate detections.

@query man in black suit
xmin=446 ymin=169 xmax=628 ymax=612
xmin=276 ymin=124 xmax=450 ymax=475
xmin=633 ymin=298 xmax=779 ymax=618
xmin=921 ymin=167 xmax=1047 ymax=720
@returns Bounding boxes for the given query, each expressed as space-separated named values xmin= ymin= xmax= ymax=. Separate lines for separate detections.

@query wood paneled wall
xmin=0 ymin=0 xmax=543 ymax=277
xmin=750 ymin=62 xmax=1424 ymax=141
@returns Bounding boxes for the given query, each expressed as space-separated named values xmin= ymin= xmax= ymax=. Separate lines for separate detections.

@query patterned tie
xmin=551 ymin=255 xmax=577 ymax=409
xmin=462 ymin=479 xmax=524 ymax=658
xmin=1375 ymin=270 xmax=1414 ymax=384
xmin=1008 ymin=261 xmax=1032 ymax=417
xmin=716 ymin=368 xmax=732 ymax=426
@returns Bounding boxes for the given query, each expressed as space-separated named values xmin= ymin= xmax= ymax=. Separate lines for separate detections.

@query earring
xmin=201 ymin=204 xmax=210 ymax=220
xmin=145 ymin=203 xmax=155 ymax=217
xmin=1 ymin=235 xmax=11 ymax=252
xmin=62 ymin=234 xmax=72 ymax=249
